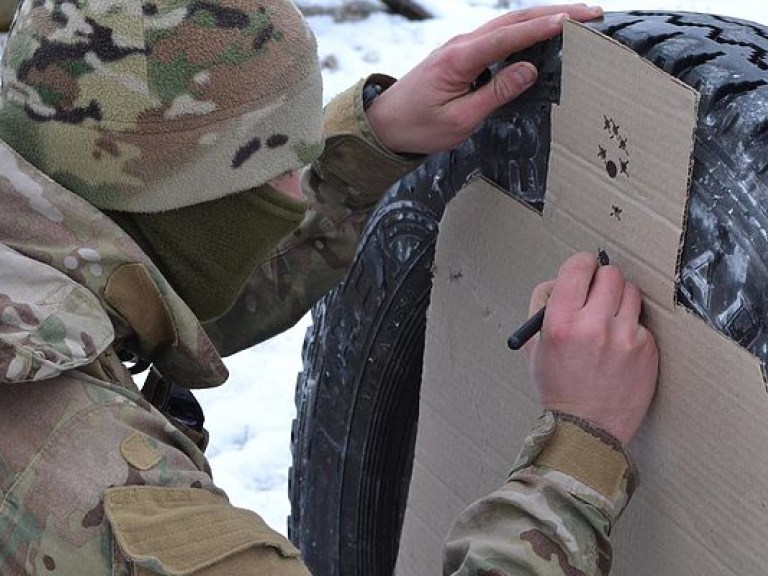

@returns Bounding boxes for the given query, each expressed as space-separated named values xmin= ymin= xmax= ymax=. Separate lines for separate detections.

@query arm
xmin=203 ymin=75 xmax=423 ymax=356
xmin=444 ymin=252 xmax=658 ymax=575
xmin=205 ymin=4 xmax=605 ymax=356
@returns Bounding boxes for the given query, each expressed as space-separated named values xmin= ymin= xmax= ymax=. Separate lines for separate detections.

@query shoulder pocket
xmin=0 ymin=244 xmax=114 ymax=382
xmin=104 ymin=486 xmax=310 ymax=575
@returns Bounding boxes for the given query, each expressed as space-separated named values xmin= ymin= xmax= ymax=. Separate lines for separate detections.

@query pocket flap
xmin=104 ymin=486 xmax=300 ymax=575
xmin=0 ymin=244 xmax=114 ymax=382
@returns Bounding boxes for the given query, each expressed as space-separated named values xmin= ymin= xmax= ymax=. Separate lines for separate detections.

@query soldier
xmin=0 ymin=0 xmax=640 ymax=574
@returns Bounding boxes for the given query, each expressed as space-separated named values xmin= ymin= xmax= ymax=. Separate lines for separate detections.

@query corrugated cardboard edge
xmin=396 ymin=20 xmax=768 ymax=576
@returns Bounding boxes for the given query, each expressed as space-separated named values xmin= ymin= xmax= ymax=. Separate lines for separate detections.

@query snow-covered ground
xmin=196 ymin=0 xmax=768 ymax=535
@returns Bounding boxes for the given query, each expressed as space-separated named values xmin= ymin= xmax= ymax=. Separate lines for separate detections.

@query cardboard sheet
xmin=396 ymin=20 xmax=768 ymax=575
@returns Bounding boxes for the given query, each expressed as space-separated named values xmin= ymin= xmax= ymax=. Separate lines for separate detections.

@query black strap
xmin=141 ymin=367 xmax=209 ymax=452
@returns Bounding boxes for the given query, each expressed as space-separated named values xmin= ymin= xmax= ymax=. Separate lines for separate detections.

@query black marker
xmin=507 ymin=306 xmax=545 ymax=350
xmin=507 ymin=250 xmax=610 ymax=351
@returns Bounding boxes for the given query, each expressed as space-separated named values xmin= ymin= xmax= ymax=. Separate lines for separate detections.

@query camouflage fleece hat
xmin=0 ymin=0 xmax=323 ymax=212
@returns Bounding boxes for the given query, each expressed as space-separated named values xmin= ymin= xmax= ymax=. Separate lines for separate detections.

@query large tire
xmin=289 ymin=11 xmax=768 ymax=576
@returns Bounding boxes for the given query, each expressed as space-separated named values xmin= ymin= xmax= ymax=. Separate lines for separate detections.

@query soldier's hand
xmin=525 ymin=252 xmax=659 ymax=445
xmin=365 ymin=4 xmax=603 ymax=155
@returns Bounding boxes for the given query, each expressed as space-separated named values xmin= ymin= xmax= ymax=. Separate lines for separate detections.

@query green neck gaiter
xmin=107 ymin=185 xmax=306 ymax=322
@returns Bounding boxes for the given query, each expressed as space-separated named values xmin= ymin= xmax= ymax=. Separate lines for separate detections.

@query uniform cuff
xmin=509 ymin=411 xmax=638 ymax=526
xmin=318 ymin=75 xmax=425 ymax=208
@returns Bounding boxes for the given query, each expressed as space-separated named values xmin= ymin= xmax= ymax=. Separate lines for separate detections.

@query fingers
xmin=584 ymin=265 xmax=625 ymax=317
xmin=451 ymin=13 xmax=570 ymax=80
xmin=463 ymin=62 xmax=538 ymax=123
xmin=547 ymin=252 xmax=598 ymax=318
xmin=459 ymin=4 xmax=603 ymax=41
xmin=545 ymin=255 xmax=646 ymax=331
xmin=616 ymin=281 xmax=652 ymax=351
xmin=449 ymin=5 xmax=601 ymax=78
xmin=616 ymin=281 xmax=642 ymax=324
xmin=450 ymin=10 xmax=600 ymax=119
xmin=377 ymin=4 xmax=603 ymax=154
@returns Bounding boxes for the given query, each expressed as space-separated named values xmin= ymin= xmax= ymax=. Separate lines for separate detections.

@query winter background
xmin=186 ymin=0 xmax=768 ymax=536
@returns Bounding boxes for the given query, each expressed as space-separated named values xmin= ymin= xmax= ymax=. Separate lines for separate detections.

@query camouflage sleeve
xmin=204 ymin=74 xmax=424 ymax=357
xmin=443 ymin=411 xmax=638 ymax=576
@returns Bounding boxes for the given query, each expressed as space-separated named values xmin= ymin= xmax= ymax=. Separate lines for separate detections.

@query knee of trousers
xmin=0 ymin=376 xmax=310 ymax=575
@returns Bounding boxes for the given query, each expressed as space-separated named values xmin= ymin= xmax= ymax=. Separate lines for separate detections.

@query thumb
xmin=529 ymin=280 xmax=555 ymax=316
xmin=464 ymin=62 xmax=538 ymax=125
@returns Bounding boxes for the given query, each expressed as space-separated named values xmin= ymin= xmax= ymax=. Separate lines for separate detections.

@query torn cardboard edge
xmin=397 ymin=20 xmax=768 ymax=576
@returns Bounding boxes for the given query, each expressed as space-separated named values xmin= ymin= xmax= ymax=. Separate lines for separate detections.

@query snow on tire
xmin=289 ymin=12 xmax=768 ymax=576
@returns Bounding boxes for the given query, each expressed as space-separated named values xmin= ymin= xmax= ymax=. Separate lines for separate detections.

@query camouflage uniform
xmin=443 ymin=412 xmax=637 ymax=576
xmin=0 ymin=0 xmax=635 ymax=573
xmin=0 ymin=106 xmax=420 ymax=572
xmin=0 ymin=0 xmax=420 ymax=572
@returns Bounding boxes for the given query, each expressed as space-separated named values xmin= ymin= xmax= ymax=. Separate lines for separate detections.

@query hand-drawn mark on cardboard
xmin=600 ymin=115 xmax=630 ymax=180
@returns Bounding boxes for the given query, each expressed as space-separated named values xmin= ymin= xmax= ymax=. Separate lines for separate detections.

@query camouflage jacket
xmin=0 ymin=75 xmax=423 ymax=573
xmin=0 ymin=74 xmax=422 ymax=387
xmin=443 ymin=411 xmax=638 ymax=576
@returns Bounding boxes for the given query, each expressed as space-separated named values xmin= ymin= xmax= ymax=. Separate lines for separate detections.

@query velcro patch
xmin=104 ymin=486 xmax=303 ymax=575
xmin=535 ymin=421 xmax=629 ymax=499
xmin=120 ymin=432 xmax=163 ymax=471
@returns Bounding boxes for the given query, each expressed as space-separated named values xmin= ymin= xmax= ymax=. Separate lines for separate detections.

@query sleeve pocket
xmin=104 ymin=486 xmax=310 ymax=575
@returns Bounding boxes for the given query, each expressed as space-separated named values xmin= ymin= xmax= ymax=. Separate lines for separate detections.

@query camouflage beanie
xmin=0 ymin=0 xmax=324 ymax=212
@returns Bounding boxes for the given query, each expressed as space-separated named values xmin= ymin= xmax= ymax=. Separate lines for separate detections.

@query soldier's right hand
xmin=524 ymin=252 xmax=659 ymax=445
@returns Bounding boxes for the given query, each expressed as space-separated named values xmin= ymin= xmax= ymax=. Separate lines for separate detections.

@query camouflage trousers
xmin=0 ymin=348 xmax=310 ymax=575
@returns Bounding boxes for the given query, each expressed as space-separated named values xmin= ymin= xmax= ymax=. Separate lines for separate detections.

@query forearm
xmin=443 ymin=412 xmax=637 ymax=576
xmin=204 ymin=76 xmax=424 ymax=356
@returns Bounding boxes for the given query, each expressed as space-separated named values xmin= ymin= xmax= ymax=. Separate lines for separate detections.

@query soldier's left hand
xmin=366 ymin=3 xmax=603 ymax=155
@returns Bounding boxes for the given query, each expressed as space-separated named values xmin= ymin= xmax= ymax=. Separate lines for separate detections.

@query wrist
xmin=362 ymin=75 xmax=400 ymax=154
xmin=547 ymin=411 xmax=625 ymax=450
xmin=319 ymin=76 xmax=425 ymax=207
xmin=541 ymin=401 xmax=636 ymax=446
xmin=510 ymin=412 xmax=638 ymax=524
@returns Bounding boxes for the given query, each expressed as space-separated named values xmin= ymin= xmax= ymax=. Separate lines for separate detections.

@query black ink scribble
xmin=449 ymin=269 xmax=463 ymax=281
xmin=600 ymin=115 xmax=630 ymax=179
xmin=620 ymin=159 xmax=630 ymax=177
xmin=610 ymin=205 xmax=623 ymax=221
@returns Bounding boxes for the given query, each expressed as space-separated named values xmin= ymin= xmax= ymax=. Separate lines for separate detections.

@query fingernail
xmin=514 ymin=63 xmax=537 ymax=86
xmin=589 ymin=5 xmax=603 ymax=14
